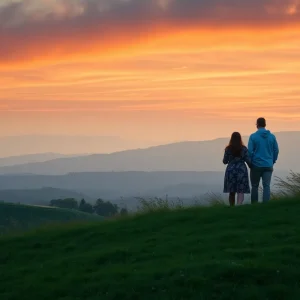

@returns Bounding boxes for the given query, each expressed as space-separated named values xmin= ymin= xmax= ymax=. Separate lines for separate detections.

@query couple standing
xmin=223 ymin=118 xmax=279 ymax=206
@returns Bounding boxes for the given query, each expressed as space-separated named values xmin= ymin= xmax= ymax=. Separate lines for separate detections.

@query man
xmin=248 ymin=118 xmax=279 ymax=203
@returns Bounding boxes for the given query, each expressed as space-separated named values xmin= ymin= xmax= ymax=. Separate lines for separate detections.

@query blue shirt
xmin=248 ymin=128 xmax=279 ymax=168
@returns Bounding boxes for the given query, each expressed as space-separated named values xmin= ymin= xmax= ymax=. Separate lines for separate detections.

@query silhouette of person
xmin=248 ymin=118 xmax=279 ymax=203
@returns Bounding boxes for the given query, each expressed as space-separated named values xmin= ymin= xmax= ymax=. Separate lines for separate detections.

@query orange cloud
xmin=1 ymin=1 xmax=300 ymax=141
xmin=1 ymin=0 xmax=300 ymax=69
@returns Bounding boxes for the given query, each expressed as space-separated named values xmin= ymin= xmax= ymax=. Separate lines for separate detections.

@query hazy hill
xmin=0 ymin=202 xmax=100 ymax=235
xmin=0 ymin=153 xmax=75 ymax=167
xmin=1 ymin=199 xmax=300 ymax=299
xmin=0 ymin=172 xmax=225 ymax=199
xmin=0 ymin=171 xmax=288 ymax=208
xmin=0 ymin=135 xmax=160 ymax=157
xmin=0 ymin=187 xmax=91 ymax=206
xmin=0 ymin=131 xmax=298 ymax=175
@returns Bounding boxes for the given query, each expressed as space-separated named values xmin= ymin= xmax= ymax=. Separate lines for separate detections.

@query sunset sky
xmin=1 ymin=0 xmax=300 ymax=145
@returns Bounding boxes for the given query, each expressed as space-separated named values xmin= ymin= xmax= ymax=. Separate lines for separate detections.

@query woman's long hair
xmin=226 ymin=132 xmax=244 ymax=157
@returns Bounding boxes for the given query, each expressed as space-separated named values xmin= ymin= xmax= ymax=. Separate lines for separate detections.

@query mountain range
xmin=0 ymin=153 xmax=75 ymax=167
xmin=0 ymin=135 xmax=162 ymax=157
xmin=0 ymin=187 xmax=90 ymax=206
xmin=0 ymin=131 xmax=298 ymax=175
xmin=0 ymin=171 xmax=227 ymax=208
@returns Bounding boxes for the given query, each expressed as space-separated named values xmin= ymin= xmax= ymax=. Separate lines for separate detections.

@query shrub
xmin=136 ymin=196 xmax=184 ymax=213
xmin=205 ymin=192 xmax=227 ymax=206
xmin=274 ymin=171 xmax=300 ymax=197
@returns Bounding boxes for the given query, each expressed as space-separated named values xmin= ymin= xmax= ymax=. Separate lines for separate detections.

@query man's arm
xmin=248 ymin=135 xmax=254 ymax=161
xmin=273 ymin=135 xmax=279 ymax=164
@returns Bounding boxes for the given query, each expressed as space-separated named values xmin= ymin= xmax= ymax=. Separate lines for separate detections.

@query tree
xmin=79 ymin=199 xmax=86 ymax=210
xmin=79 ymin=199 xmax=94 ymax=214
xmin=93 ymin=199 xmax=118 ymax=217
xmin=120 ymin=207 xmax=129 ymax=216
xmin=119 ymin=197 xmax=128 ymax=216
xmin=49 ymin=198 xmax=78 ymax=210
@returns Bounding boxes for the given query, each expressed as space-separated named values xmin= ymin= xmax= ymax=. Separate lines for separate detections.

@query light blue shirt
xmin=248 ymin=128 xmax=279 ymax=168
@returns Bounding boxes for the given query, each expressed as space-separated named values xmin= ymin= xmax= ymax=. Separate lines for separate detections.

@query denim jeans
xmin=250 ymin=167 xmax=273 ymax=204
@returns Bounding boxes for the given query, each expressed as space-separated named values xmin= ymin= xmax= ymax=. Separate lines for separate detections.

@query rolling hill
xmin=0 ymin=135 xmax=160 ymax=157
xmin=0 ymin=153 xmax=77 ymax=167
xmin=1 ymin=199 xmax=300 ymax=299
xmin=0 ymin=202 xmax=100 ymax=235
xmin=0 ymin=187 xmax=91 ymax=206
xmin=0 ymin=131 xmax=298 ymax=175
xmin=0 ymin=172 xmax=229 ymax=209
xmin=0 ymin=171 xmax=224 ymax=191
xmin=0 ymin=171 xmax=232 ymax=208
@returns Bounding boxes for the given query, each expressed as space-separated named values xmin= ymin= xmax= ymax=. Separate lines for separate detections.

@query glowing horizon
xmin=1 ymin=0 xmax=300 ymax=143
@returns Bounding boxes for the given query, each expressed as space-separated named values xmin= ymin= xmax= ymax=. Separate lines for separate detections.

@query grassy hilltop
xmin=0 ymin=202 xmax=100 ymax=235
xmin=1 ymin=199 xmax=300 ymax=299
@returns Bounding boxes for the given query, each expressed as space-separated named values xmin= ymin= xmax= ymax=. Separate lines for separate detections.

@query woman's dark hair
xmin=226 ymin=132 xmax=244 ymax=157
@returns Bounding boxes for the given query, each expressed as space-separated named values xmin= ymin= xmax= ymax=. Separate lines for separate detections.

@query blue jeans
xmin=250 ymin=167 xmax=273 ymax=204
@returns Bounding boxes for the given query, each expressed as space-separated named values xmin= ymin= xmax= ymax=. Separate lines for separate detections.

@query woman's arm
xmin=242 ymin=147 xmax=252 ymax=168
xmin=223 ymin=149 xmax=229 ymax=165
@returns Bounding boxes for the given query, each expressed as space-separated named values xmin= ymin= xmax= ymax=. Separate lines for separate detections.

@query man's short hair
xmin=257 ymin=117 xmax=266 ymax=128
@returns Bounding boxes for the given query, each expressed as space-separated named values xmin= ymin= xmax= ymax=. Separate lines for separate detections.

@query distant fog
xmin=0 ymin=135 xmax=165 ymax=157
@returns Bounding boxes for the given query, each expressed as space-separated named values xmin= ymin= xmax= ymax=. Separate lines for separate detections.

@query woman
xmin=223 ymin=132 xmax=251 ymax=206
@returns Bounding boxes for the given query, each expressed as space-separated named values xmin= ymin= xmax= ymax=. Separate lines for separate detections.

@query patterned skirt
xmin=223 ymin=161 xmax=250 ymax=194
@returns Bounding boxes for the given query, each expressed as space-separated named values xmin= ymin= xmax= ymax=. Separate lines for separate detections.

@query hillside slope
xmin=0 ymin=187 xmax=91 ymax=205
xmin=0 ymin=131 xmax=299 ymax=175
xmin=0 ymin=171 xmax=225 ymax=198
xmin=0 ymin=153 xmax=72 ymax=167
xmin=0 ymin=202 xmax=100 ymax=234
xmin=1 ymin=199 xmax=300 ymax=299
xmin=0 ymin=135 xmax=158 ymax=157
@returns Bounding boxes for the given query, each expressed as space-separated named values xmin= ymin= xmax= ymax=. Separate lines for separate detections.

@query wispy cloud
xmin=1 ymin=1 xmax=300 ymax=139
xmin=1 ymin=0 xmax=300 ymax=67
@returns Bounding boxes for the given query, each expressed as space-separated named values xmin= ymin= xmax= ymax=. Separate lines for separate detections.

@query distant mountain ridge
xmin=0 ymin=131 xmax=299 ymax=175
xmin=0 ymin=153 xmax=77 ymax=167
xmin=0 ymin=171 xmax=224 ymax=193
xmin=0 ymin=187 xmax=91 ymax=206
xmin=0 ymin=135 xmax=161 ymax=157
xmin=0 ymin=171 xmax=227 ymax=207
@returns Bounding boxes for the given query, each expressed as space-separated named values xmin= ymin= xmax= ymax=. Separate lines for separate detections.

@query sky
xmin=1 ymin=0 xmax=300 ymax=146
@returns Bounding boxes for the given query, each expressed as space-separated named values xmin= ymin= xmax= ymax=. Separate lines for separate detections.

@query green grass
xmin=1 ymin=199 xmax=300 ymax=299
xmin=0 ymin=202 xmax=100 ymax=235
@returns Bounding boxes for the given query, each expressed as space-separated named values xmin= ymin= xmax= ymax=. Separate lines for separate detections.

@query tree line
xmin=49 ymin=198 xmax=128 ymax=217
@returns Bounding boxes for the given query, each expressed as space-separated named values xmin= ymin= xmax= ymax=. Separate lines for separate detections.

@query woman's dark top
xmin=223 ymin=146 xmax=251 ymax=168
xmin=223 ymin=146 xmax=251 ymax=194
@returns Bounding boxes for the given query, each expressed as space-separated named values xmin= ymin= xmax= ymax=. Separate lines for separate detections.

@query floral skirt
xmin=223 ymin=161 xmax=250 ymax=194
